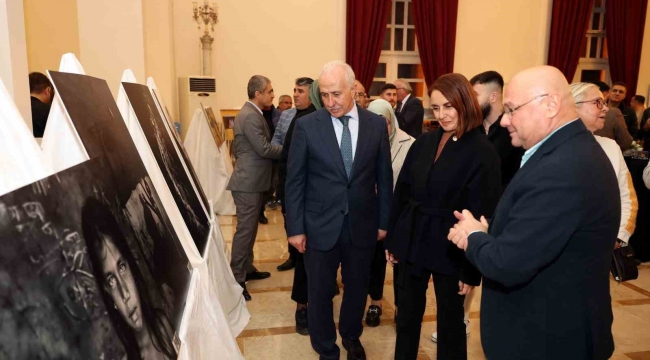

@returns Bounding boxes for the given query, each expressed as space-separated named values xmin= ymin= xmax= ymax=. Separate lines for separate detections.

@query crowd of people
xmin=100 ymin=58 xmax=644 ymax=360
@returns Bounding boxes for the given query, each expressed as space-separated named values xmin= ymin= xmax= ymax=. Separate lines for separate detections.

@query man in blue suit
xmin=285 ymin=61 xmax=393 ymax=360
xmin=449 ymin=66 xmax=619 ymax=360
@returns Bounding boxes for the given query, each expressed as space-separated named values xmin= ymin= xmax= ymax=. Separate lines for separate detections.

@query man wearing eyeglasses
xmin=447 ymin=66 xmax=618 ymax=360
xmin=608 ymin=82 xmax=639 ymax=139
xmin=394 ymin=78 xmax=424 ymax=138
xmin=354 ymin=80 xmax=369 ymax=109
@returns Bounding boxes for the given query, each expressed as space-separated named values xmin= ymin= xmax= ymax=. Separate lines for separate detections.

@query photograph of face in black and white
xmin=0 ymin=157 xmax=189 ymax=360
xmin=48 ymin=71 xmax=209 ymax=254
xmin=122 ymin=82 xmax=210 ymax=253
xmin=150 ymin=87 xmax=210 ymax=213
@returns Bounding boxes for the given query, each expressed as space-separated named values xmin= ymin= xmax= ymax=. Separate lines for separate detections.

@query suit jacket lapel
xmin=316 ymin=110 xmax=348 ymax=180
xmin=351 ymin=112 xmax=370 ymax=181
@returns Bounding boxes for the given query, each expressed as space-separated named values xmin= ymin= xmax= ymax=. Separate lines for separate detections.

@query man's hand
xmin=458 ymin=281 xmax=474 ymax=295
xmin=288 ymin=234 xmax=307 ymax=253
xmin=454 ymin=210 xmax=489 ymax=234
xmin=385 ymin=250 xmax=399 ymax=267
xmin=448 ymin=226 xmax=469 ymax=251
xmin=377 ymin=229 xmax=387 ymax=241
xmin=448 ymin=210 xmax=489 ymax=251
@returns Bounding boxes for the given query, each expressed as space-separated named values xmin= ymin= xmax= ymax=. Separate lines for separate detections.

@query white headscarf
xmin=368 ymin=99 xmax=398 ymax=144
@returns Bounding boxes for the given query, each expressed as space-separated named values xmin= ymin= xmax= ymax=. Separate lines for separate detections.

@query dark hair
xmin=430 ymin=73 xmax=483 ymax=138
xmin=295 ymin=77 xmax=314 ymax=87
xmin=29 ymin=72 xmax=52 ymax=94
xmin=591 ymin=81 xmax=610 ymax=92
xmin=469 ymin=71 xmax=504 ymax=91
xmin=380 ymin=83 xmax=397 ymax=94
xmin=82 ymin=197 xmax=177 ymax=360
xmin=632 ymin=95 xmax=646 ymax=104
xmin=612 ymin=81 xmax=627 ymax=90
xmin=247 ymin=75 xmax=271 ymax=99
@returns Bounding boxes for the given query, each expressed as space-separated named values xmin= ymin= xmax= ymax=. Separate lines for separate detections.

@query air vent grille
xmin=189 ymin=78 xmax=216 ymax=92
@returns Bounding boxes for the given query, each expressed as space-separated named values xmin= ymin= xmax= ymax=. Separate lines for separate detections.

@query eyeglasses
xmin=355 ymin=92 xmax=367 ymax=98
xmin=503 ymin=94 xmax=548 ymax=117
xmin=575 ymin=98 xmax=606 ymax=109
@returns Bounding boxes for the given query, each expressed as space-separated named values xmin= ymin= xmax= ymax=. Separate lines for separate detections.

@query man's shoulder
xmin=406 ymin=95 xmax=423 ymax=107
xmin=279 ymin=108 xmax=297 ymax=121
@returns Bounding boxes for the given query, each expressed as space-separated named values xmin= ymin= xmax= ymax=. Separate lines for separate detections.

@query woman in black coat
xmin=385 ymin=73 xmax=502 ymax=360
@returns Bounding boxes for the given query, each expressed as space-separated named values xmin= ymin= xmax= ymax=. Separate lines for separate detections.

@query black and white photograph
xmin=151 ymin=87 xmax=210 ymax=213
xmin=123 ymin=82 xmax=210 ymax=253
xmin=0 ymin=156 xmax=190 ymax=360
xmin=48 ymin=71 xmax=209 ymax=254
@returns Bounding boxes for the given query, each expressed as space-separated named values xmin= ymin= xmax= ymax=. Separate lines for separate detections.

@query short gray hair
xmin=569 ymin=82 xmax=599 ymax=103
xmin=320 ymin=61 xmax=356 ymax=88
xmin=247 ymin=75 xmax=271 ymax=99
xmin=395 ymin=79 xmax=412 ymax=93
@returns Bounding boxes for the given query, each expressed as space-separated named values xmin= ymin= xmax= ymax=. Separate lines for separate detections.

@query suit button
xmin=347 ymin=185 xmax=351 ymax=189
xmin=340 ymin=210 xmax=345 ymax=214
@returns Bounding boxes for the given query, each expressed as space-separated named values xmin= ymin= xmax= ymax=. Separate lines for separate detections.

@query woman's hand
xmin=385 ymin=250 xmax=399 ymax=267
xmin=458 ymin=281 xmax=474 ymax=295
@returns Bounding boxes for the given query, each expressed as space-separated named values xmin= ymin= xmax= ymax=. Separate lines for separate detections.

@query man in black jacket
xmin=609 ymin=82 xmax=639 ymax=139
xmin=394 ymin=78 xmax=424 ymax=138
xmin=471 ymin=71 xmax=524 ymax=188
xmin=449 ymin=66 xmax=618 ymax=360
xmin=277 ymin=77 xmax=316 ymax=335
xmin=29 ymin=72 xmax=54 ymax=138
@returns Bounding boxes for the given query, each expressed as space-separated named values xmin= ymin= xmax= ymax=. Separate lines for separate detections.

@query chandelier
xmin=193 ymin=1 xmax=218 ymax=36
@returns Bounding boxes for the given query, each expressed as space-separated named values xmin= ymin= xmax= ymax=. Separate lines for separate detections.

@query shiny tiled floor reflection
xmin=220 ymin=209 xmax=650 ymax=359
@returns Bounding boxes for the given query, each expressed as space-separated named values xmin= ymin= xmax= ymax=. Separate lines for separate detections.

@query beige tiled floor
xmin=221 ymin=209 xmax=650 ymax=360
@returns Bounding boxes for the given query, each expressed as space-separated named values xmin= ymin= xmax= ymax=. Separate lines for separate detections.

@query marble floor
xmin=219 ymin=209 xmax=650 ymax=360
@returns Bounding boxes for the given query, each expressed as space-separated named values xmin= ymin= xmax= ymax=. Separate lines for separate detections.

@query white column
xmin=200 ymin=34 xmax=213 ymax=76
xmin=0 ymin=0 xmax=32 ymax=130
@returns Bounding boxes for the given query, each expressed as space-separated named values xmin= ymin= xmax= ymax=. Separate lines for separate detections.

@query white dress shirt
xmin=330 ymin=104 xmax=360 ymax=159
xmin=246 ymin=100 xmax=263 ymax=115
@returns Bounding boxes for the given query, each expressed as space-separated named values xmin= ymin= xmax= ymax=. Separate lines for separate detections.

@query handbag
xmin=611 ymin=245 xmax=639 ymax=283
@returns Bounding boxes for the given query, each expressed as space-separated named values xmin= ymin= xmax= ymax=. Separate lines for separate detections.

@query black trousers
xmin=304 ymin=216 xmax=375 ymax=360
xmin=395 ymin=263 xmax=466 ymax=360
xmin=368 ymin=240 xmax=388 ymax=301
xmin=282 ymin=213 xmax=308 ymax=304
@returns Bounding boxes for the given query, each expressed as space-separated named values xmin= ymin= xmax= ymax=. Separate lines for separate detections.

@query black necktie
xmin=396 ymin=101 xmax=403 ymax=115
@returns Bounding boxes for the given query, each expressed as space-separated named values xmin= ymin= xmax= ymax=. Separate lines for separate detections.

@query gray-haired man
xmin=227 ymin=75 xmax=282 ymax=301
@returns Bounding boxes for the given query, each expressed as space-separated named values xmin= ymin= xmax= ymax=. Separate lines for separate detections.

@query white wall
xmin=636 ymin=3 xmax=650 ymax=100
xmin=454 ymin=0 xmax=552 ymax=82
xmin=143 ymin=0 xmax=178 ymax=120
xmin=0 ymin=0 xmax=31 ymax=127
xmin=171 ymin=0 xmax=346 ymax=127
xmin=77 ymin=0 xmax=146 ymax=97
xmin=23 ymin=0 xmax=80 ymax=74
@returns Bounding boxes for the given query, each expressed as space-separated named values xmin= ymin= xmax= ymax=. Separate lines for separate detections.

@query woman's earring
xmin=452 ymin=136 xmax=458 ymax=141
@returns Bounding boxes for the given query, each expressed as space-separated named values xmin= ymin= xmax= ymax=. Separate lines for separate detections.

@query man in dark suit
xmin=226 ymin=75 xmax=282 ymax=301
xmin=394 ymin=78 xmax=424 ymax=138
xmin=470 ymin=70 xmax=524 ymax=188
xmin=449 ymin=66 xmax=619 ymax=360
xmin=285 ymin=61 xmax=392 ymax=360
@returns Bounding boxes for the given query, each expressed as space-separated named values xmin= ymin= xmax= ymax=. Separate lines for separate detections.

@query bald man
xmin=448 ymin=66 xmax=618 ymax=359
xmin=353 ymin=80 xmax=368 ymax=109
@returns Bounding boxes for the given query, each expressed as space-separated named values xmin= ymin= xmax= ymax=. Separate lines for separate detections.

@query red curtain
xmin=346 ymin=0 xmax=392 ymax=91
xmin=605 ymin=0 xmax=648 ymax=103
xmin=547 ymin=0 xmax=594 ymax=81
xmin=412 ymin=0 xmax=459 ymax=87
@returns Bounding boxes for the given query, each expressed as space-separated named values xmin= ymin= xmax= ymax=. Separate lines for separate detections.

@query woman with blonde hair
xmin=570 ymin=82 xmax=638 ymax=247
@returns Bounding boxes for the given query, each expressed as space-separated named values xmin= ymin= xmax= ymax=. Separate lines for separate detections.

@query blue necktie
xmin=338 ymin=115 xmax=353 ymax=179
